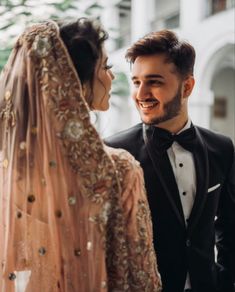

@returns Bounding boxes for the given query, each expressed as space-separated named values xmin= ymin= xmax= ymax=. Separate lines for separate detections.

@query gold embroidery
xmin=19 ymin=141 xmax=27 ymax=150
xmin=3 ymin=159 xmax=9 ymax=169
xmin=0 ymin=91 xmax=16 ymax=128
xmin=31 ymin=127 xmax=38 ymax=134
xmin=107 ymin=149 xmax=162 ymax=291
xmin=29 ymin=22 xmax=116 ymax=205
xmin=32 ymin=35 xmax=52 ymax=58
xmin=4 ymin=91 xmax=11 ymax=101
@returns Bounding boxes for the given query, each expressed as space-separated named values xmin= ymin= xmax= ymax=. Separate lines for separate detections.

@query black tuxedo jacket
xmin=105 ymin=123 xmax=235 ymax=292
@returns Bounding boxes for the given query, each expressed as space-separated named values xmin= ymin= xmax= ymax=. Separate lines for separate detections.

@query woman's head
xmin=59 ymin=18 xmax=114 ymax=111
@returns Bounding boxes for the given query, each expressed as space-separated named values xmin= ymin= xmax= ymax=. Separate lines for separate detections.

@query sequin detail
xmin=19 ymin=141 xmax=27 ymax=150
xmin=39 ymin=247 xmax=46 ymax=256
xmin=74 ymin=249 xmax=81 ymax=256
xmin=27 ymin=194 xmax=36 ymax=203
xmin=87 ymin=241 xmax=92 ymax=251
xmin=68 ymin=196 xmax=76 ymax=205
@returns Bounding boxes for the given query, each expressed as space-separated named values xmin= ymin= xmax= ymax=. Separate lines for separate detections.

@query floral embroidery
xmin=32 ymin=35 xmax=52 ymax=58
xmin=62 ymin=119 xmax=84 ymax=142
xmin=89 ymin=202 xmax=112 ymax=244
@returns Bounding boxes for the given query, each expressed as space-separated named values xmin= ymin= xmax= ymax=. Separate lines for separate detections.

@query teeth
xmin=139 ymin=102 xmax=158 ymax=108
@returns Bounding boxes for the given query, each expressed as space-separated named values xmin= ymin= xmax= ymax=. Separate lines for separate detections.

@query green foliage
xmin=0 ymin=0 xmax=84 ymax=70
xmin=112 ymin=71 xmax=130 ymax=97
xmin=0 ymin=48 xmax=11 ymax=71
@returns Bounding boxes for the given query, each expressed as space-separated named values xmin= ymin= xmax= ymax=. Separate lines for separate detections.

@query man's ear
xmin=183 ymin=76 xmax=195 ymax=98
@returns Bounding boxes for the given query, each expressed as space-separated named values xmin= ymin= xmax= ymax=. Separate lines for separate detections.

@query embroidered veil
xmin=0 ymin=20 xmax=161 ymax=291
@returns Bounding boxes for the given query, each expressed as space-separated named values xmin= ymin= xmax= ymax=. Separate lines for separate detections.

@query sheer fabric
xmin=0 ymin=21 xmax=161 ymax=291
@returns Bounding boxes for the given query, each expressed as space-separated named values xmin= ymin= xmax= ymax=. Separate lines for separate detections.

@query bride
xmin=0 ymin=18 xmax=161 ymax=291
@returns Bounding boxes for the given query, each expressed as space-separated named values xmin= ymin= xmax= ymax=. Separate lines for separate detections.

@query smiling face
xmin=131 ymin=54 xmax=194 ymax=132
xmin=90 ymin=48 xmax=114 ymax=111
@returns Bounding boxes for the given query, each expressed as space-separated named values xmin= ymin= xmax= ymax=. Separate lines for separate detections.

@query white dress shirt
xmin=167 ymin=119 xmax=196 ymax=290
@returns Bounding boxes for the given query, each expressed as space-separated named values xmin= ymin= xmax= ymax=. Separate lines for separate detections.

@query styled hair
xmin=59 ymin=18 xmax=108 ymax=85
xmin=125 ymin=29 xmax=195 ymax=78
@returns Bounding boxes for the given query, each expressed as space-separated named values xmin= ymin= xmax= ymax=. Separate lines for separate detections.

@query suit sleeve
xmin=215 ymin=144 xmax=235 ymax=292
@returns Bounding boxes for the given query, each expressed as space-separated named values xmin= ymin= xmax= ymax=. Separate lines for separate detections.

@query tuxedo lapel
xmin=187 ymin=127 xmax=209 ymax=235
xmin=144 ymin=132 xmax=186 ymax=227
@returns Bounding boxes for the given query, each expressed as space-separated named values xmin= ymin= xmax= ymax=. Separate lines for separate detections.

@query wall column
xmin=180 ymin=0 xmax=204 ymax=30
xmin=131 ymin=0 xmax=151 ymax=42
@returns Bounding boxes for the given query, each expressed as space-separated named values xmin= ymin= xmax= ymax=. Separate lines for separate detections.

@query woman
xmin=0 ymin=19 xmax=161 ymax=291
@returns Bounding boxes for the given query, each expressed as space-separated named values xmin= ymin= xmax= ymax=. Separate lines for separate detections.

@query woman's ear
xmin=183 ymin=76 xmax=195 ymax=98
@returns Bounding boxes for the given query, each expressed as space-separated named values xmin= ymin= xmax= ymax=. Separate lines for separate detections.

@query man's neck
xmin=155 ymin=114 xmax=189 ymax=134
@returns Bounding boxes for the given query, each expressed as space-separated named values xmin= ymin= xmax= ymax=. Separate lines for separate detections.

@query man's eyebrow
xmin=131 ymin=74 xmax=164 ymax=80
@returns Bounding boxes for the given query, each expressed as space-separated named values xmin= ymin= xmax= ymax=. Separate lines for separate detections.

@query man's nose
xmin=135 ymin=84 xmax=151 ymax=100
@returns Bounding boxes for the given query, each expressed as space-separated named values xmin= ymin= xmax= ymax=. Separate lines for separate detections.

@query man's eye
xmin=132 ymin=82 xmax=140 ymax=87
xmin=149 ymin=80 xmax=163 ymax=85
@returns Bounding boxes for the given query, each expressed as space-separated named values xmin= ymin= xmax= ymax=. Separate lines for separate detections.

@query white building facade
xmin=93 ymin=0 xmax=235 ymax=142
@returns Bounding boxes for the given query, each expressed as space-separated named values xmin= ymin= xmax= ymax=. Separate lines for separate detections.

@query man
xmin=105 ymin=30 xmax=235 ymax=292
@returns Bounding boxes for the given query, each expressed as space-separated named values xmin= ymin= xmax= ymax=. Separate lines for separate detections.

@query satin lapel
xmin=145 ymin=139 xmax=186 ymax=227
xmin=187 ymin=127 xmax=209 ymax=235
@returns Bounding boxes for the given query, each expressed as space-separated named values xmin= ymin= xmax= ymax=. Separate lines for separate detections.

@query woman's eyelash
xmin=104 ymin=64 xmax=113 ymax=70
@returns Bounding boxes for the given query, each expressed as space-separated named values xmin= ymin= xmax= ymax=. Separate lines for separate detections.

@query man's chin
xmin=140 ymin=114 xmax=162 ymax=126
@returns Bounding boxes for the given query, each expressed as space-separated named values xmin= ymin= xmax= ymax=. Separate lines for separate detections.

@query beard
xmin=142 ymin=85 xmax=182 ymax=125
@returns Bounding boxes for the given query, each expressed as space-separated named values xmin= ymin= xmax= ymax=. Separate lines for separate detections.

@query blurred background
xmin=0 ymin=0 xmax=234 ymax=141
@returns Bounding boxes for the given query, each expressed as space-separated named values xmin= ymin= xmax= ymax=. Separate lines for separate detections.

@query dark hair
xmin=125 ymin=29 xmax=195 ymax=78
xmin=59 ymin=17 xmax=108 ymax=88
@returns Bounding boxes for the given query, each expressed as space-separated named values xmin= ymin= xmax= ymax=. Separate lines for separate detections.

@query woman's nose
xmin=110 ymin=70 xmax=115 ymax=80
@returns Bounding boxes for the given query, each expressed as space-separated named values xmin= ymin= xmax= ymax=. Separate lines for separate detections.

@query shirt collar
xmin=177 ymin=118 xmax=192 ymax=134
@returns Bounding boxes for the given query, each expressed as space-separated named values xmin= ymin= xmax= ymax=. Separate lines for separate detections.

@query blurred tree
xmin=111 ymin=71 xmax=130 ymax=98
xmin=0 ymin=0 xmax=130 ymax=111
xmin=0 ymin=0 xmax=89 ymax=70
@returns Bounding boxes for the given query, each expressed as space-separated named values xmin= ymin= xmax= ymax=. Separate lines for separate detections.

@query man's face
xmin=131 ymin=54 xmax=190 ymax=126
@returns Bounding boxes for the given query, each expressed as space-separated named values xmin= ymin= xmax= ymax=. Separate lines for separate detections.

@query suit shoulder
xmin=196 ymin=126 xmax=233 ymax=143
xmin=104 ymin=123 xmax=143 ymax=150
xmin=196 ymin=126 xmax=234 ymax=152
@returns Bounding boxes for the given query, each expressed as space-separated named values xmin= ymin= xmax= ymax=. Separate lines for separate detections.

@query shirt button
xmin=182 ymin=191 xmax=187 ymax=196
xmin=179 ymin=163 xmax=183 ymax=167
xmin=186 ymin=239 xmax=191 ymax=247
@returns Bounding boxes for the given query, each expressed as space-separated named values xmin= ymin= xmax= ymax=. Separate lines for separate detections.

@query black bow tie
xmin=149 ymin=125 xmax=197 ymax=153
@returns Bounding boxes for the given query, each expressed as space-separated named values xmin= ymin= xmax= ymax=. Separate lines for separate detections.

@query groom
xmin=105 ymin=30 xmax=235 ymax=292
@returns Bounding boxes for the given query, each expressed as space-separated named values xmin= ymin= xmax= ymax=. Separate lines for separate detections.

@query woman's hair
xmin=59 ymin=18 xmax=108 ymax=90
xmin=125 ymin=29 xmax=195 ymax=79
